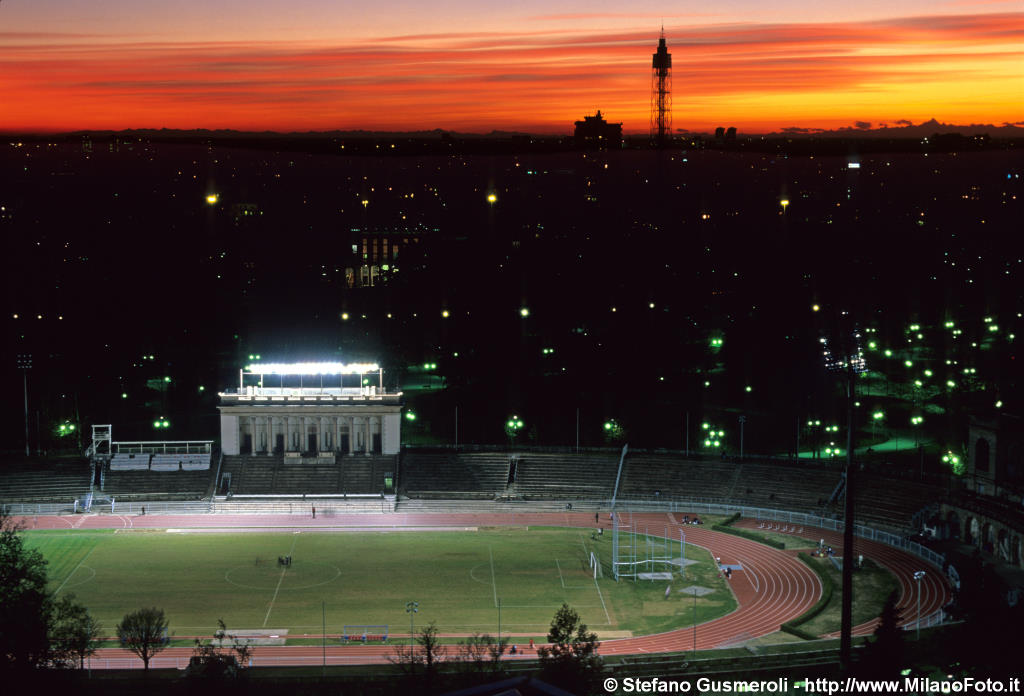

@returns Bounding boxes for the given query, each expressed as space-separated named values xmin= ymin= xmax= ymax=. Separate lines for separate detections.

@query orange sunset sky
xmin=1 ymin=0 xmax=1021 ymax=134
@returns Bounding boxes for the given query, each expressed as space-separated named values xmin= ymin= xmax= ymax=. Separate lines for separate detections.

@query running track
xmin=18 ymin=510 xmax=950 ymax=668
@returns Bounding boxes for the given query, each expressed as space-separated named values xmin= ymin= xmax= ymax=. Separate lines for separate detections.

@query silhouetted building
xmin=574 ymin=111 xmax=622 ymax=148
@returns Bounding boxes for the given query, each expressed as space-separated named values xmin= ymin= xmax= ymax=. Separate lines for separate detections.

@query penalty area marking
xmin=263 ymin=533 xmax=300 ymax=627
xmin=555 ymin=558 xmax=590 ymax=590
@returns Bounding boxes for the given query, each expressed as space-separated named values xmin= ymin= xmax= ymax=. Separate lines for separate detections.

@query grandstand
xmin=218 ymin=454 xmax=396 ymax=496
xmin=101 ymin=464 xmax=215 ymax=501
xmin=399 ymin=449 xmax=510 ymax=498
xmin=509 ymin=451 xmax=619 ymax=499
xmin=0 ymin=459 xmax=92 ymax=503
xmin=618 ymin=453 xmax=740 ymax=501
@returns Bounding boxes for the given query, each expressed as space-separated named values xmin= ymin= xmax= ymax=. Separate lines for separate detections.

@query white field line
xmin=556 ymin=558 xmax=590 ymax=590
xmin=54 ymin=545 xmax=96 ymax=595
xmin=263 ymin=534 xmax=299 ymax=627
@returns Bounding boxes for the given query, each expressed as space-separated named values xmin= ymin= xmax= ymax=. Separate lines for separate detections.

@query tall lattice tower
xmin=650 ymin=30 xmax=672 ymax=146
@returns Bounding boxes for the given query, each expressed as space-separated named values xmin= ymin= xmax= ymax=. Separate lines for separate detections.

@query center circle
xmin=224 ymin=561 xmax=341 ymax=590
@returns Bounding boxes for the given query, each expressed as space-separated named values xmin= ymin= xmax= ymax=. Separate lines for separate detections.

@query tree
xmin=537 ymin=603 xmax=602 ymax=692
xmin=455 ymin=633 xmax=507 ymax=675
xmin=0 ymin=510 xmax=54 ymax=672
xmin=116 ymin=607 xmax=168 ymax=671
xmin=51 ymin=593 xmax=102 ymax=669
xmin=187 ymin=620 xmax=250 ymax=681
xmin=389 ymin=622 xmax=442 ymax=683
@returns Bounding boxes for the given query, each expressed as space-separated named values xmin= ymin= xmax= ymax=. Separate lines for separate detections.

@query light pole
xmin=913 ymin=571 xmax=926 ymax=640
xmin=692 ymin=586 xmax=697 ymax=656
xmin=738 ymin=416 xmax=746 ymax=460
xmin=406 ymin=600 xmax=418 ymax=670
xmin=680 ymin=529 xmax=686 ymax=577
xmin=17 ymin=354 xmax=32 ymax=456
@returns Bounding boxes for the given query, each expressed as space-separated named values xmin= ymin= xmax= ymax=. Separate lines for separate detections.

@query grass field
xmin=24 ymin=526 xmax=735 ymax=639
xmin=799 ymin=556 xmax=899 ymax=637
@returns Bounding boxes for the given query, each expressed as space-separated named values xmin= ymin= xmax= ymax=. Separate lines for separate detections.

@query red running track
xmin=17 ymin=510 xmax=947 ymax=668
xmin=734 ymin=519 xmax=952 ymax=637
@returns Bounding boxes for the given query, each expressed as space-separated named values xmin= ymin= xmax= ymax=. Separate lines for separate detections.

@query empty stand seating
xmin=218 ymin=454 xmax=396 ymax=496
xmin=148 ymin=453 xmax=211 ymax=471
xmin=0 ymin=459 xmax=92 ymax=502
xmin=511 ymin=452 xmax=619 ymax=499
xmin=102 ymin=463 xmax=214 ymax=499
xmin=400 ymin=450 xmax=512 ymax=498
xmin=111 ymin=453 xmax=151 ymax=471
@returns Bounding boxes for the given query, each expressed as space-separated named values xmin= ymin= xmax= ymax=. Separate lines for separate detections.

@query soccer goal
xmin=589 ymin=551 xmax=603 ymax=579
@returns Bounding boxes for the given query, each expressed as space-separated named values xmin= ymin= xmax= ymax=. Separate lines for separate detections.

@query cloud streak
xmin=1 ymin=12 xmax=1021 ymax=132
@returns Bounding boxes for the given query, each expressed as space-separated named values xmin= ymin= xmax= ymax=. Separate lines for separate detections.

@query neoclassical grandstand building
xmin=218 ymin=362 xmax=402 ymax=457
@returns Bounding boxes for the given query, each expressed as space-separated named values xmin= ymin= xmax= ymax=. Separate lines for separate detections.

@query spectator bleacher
xmin=618 ymin=454 xmax=738 ymax=501
xmin=101 ymin=462 xmax=214 ymax=500
xmin=852 ymin=474 xmax=947 ymax=530
xmin=399 ymin=450 xmax=510 ymax=498
xmin=510 ymin=452 xmax=619 ymax=499
xmin=218 ymin=454 xmax=396 ymax=496
xmin=149 ymin=453 xmax=211 ymax=471
xmin=111 ymin=453 xmax=151 ymax=470
xmin=0 ymin=459 xmax=92 ymax=503
xmin=731 ymin=461 xmax=842 ymax=511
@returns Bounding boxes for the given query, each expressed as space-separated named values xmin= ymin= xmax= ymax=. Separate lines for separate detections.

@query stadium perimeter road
xmin=18 ymin=511 xmax=951 ymax=668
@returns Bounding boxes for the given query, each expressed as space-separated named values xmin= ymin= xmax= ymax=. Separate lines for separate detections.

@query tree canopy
xmin=537 ymin=603 xmax=602 ymax=692
xmin=0 ymin=510 xmax=100 ymax=674
xmin=116 ymin=607 xmax=169 ymax=670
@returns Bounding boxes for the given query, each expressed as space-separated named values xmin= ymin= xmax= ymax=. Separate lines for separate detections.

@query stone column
xmin=348 ymin=417 xmax=356 ymax=454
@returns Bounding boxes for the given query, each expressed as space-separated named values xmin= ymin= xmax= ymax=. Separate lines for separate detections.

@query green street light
xmin=405 ymin=412 xmax=417 ymax=421
xmin=519 ymin=307 xmax=530 ymax=318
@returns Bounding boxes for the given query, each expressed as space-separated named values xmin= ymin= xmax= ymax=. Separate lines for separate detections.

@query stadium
xmin=2 ymin=360 xmax=1017 ymax=694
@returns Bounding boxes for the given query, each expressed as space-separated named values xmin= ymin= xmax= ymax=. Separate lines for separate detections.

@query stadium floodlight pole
xmin=17 ymin=354 xmax=32 ymax=457
xmin=692 ymin=587 xmax=697 ymax=656
xmin=914 ymin=571 xmax=926 ymax=640
xmin=405 ymin=600 xmax=418 ymax=672
xmin=739 ymin=416 xmax=746 ymax=460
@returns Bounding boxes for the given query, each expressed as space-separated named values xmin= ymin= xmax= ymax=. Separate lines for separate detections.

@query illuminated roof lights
xmin=244 ymin=362 xmax=380 ymax=375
